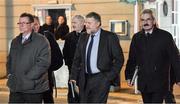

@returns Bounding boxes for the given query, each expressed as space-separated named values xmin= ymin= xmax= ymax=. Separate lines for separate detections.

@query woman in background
xmin=55 ymin=15 xmax=69 ymax=40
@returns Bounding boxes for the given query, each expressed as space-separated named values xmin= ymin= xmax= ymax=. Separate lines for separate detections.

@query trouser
xmin=141 ymin=91 xmax=164 ymax=103
xmin=67 ymin=65 xmax=79 ymax=103
xmin=9 ymin=91 xmax=43 ymax=103
xmin=81 ymin=73 xmax=110 ymax=103
xmin=43 ymin=86 xmax=54 ymax=103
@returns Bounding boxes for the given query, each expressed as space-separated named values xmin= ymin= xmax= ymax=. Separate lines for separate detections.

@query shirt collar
xmin=145 ymin=29 xmax=153 ymax=34
xmin=22 ymin=33 xmax=31 ymax=40
xmin=93 ymin=28 xmax=101 ymax=37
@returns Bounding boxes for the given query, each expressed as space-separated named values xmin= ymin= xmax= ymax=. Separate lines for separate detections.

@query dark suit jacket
xmin=63 ymin=28 xmax=86 ymax=74
xmin=70 ymin=29 xmax=124 ymax=100
xmin=125 ymin=27 xmax=180 ymax=93
xmin=54 ymin=24 xmax=69 ymax=40
xmin=41 ymin=31 xmax=63 ymax=88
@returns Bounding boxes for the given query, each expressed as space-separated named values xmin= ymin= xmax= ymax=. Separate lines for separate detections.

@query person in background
xmin=125 ymin=9 xmax=180 ymax=103
xmin=33 ymin=15 xmax=63 ymax=103
xmin=41 ymin=15 xmax=55 ymax=34
xmin=63 ymin=15 xmax=86 ymax=103
xmin=7 ymin=12 xmax=51 ymax=103
xmin=54 ymin=15 xmax=69 ymax=40
xmin=69 ymin=12 xmax=124 ymax=103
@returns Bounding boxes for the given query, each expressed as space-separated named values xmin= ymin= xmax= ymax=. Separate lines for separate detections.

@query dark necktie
xmin=145 ymin=32 xmax=151 ymax=37
xmin=86 ymin=35 xmax=94 ymax=74
xmin=77 ymin=32 xmax=81 ymax=36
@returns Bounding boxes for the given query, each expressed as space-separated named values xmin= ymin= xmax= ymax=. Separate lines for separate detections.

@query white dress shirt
xmin=85 ymin=28 xmax=101 ymax=74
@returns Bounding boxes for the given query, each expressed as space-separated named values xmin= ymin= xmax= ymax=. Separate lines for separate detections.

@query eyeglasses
xmin=17 ymin=22 xmax=31 ymax=25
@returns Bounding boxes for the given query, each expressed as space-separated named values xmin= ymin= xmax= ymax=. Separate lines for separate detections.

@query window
xmin=109 ymin=20 xmax=129 ymax=40
xmin=172 ymin=0 xmax=180 ymax=49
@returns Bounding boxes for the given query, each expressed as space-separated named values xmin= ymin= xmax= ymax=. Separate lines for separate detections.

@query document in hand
xmin=70 ymin=81 xmax=79 ymax=98
xmin=130 ymin=66 xmax=139 ymax=85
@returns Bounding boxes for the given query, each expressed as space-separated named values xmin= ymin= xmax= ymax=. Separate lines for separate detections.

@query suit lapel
xmin=82 ymin=34 xmax=90 ymax=63
xmin=97 ymin=29 xmax=106 ymax=62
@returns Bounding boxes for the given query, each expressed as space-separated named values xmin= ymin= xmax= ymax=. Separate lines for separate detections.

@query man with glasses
xmin=69 ymin=12 xmax=124 ymax=103
xmin=7 ymin=12 xmax=51 ymax=103
xmin=125 ymin=9 xmax=180 ymax=103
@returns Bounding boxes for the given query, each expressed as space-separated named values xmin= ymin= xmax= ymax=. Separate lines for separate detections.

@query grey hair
xmin=73 ymin=15 xmax=85 ymax=22
xmin=141 ymin=9 xmax=155 ymax=20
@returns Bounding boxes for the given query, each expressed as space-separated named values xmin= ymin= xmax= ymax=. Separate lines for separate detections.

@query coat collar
xmin=19 ymin=31 xmax=34 ymax=45
xmin=140 ymin=26 xmax=159 ymax=37
xmin=97 ymin=29 xmax=106 ymax=61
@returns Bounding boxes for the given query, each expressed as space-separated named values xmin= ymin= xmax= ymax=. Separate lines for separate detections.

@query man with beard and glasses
xmin=69 ymin=12 xmax=124 ymax=103
xmin=125 ymin=9 xmax=180 ymax=103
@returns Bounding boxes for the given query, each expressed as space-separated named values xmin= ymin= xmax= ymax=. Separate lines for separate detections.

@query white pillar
xmin=134 ymin=0 xmax=140 ymax=94
xmin=177 ymin=0 xmax=180 ymax=49
xmin=134 ymin=0 xmax=139 ymax=33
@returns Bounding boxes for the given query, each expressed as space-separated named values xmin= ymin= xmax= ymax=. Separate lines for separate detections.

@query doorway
xmin=48 ymin=9 xmax=65 ymax=25
xmin=33 ymin=4 xmax=72 ymax=30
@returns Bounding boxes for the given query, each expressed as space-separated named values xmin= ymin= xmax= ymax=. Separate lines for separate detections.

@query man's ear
xmin=97 ymin=22 xmax=101 ymax=27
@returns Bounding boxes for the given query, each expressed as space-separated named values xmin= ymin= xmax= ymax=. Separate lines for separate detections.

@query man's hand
xmin=7 ymin=74 xmax=11 ymax=78
xmin=69 ymin=80 xmax=79 ymax=94
xmin=127 ymin=79 xmax=133 ymax=87
xmin=69 ymin=80 xmax=76 ymax=84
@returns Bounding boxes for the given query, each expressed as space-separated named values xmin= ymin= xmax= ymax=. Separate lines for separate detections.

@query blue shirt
xmin=85 ymin=28 xmax=101 ymax=74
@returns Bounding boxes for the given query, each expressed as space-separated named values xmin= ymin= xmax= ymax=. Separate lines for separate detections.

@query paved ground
xmin=1 ymin=78 xmax=180 ymax=103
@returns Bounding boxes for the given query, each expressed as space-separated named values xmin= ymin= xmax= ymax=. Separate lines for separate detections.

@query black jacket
xmin=55 ymin=24 xmax=69 ymax=40
xmin=41 ymin=23 xmax=55 ymax=34
xmin=125 ymin=27 xmax=180 ymax=93
xmin=41 ymin=31 xmax=63 ymax=87
xmin=70 ymin=29 xmax=124 ymax=101
xmin=63 ymin=29 xmax=86 ymax=73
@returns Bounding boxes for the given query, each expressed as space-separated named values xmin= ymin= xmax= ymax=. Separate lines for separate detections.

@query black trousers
xmin=43 ymin=86 xmax=54 ymax=103
xmin=9 ymin=92 xmax=43 ymax=103
xmin=164 ymin=90 xmax=176 ymax=104
xmin=141 ymin=91 xmax=164 ymax=103
xmin=81 ymin=73 xmax=111 ymax=103
xmin=67 ymin=82 xmax=79 ymax=103
xmin=67 ymin=65 xmax=79 ymax=103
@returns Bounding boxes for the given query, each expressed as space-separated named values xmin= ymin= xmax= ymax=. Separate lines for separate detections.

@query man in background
xmin=41 ymin=15 xmax=55 ymax=34
xmin=33 ymin=15 xmax=63 ymax=103
xmin=63 ymin=15 xmax=86 ymax=103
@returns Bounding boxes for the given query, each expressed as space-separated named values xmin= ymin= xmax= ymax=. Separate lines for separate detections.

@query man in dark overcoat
xmin=125 ymin=9 xmax=180 ymax=103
